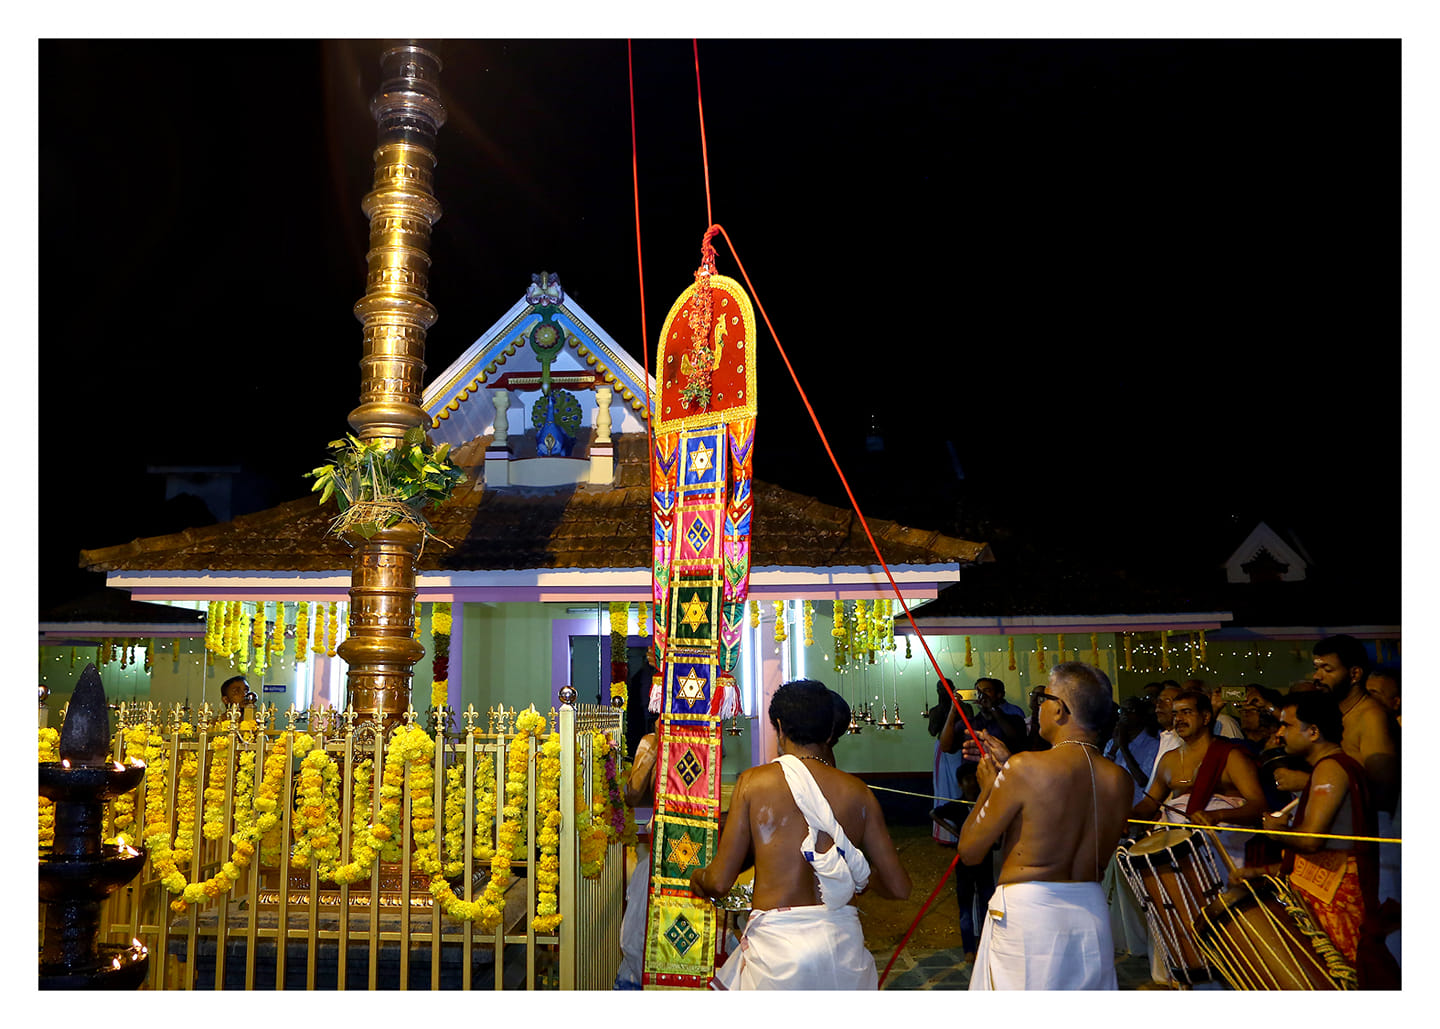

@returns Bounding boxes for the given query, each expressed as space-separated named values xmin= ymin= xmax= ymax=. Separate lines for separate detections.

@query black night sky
xmin=34 ymin=34 xmax=1405 ymax=613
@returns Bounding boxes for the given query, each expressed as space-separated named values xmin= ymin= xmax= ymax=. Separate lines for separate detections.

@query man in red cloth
xmin=1133 ymin=689 xmax=1268 ymax=864
xmin=1238 ymin=691 xmax=1400 ymax=988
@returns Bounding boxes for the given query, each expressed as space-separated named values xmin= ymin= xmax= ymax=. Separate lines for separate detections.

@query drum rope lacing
xmin=1194 ymin=875 xmax=1357 ymax=990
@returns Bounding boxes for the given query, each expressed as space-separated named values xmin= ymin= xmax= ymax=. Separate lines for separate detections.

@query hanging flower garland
xmin=576 ymin=765 xmax=608 ymax=880
xmin=749 ymin=600 xmax=760 ymax=629
xmin=772 ymin=600 xmax=787 ymax=644
xmin=601 ymin=734 xmax=626 ymax=842
xmin=252 ymin=604 xmax=268 ymax=678
xmin=201 ymin=732 xmax=232 ymax=841
xmin=38 ymin=727 xmax=60 ymax=849
xmin=532 ymin=732 xmax=563 ymax=933
xmin=110 ymin=724 xmax=155 ymax=847
xmin=609 ymin=601 xmax=629 ymax=705
xmin=473 ymin=753 xmax=497 ymax=862
xmin=293 ymin=603 xmax=309 ymax=663
xmin=290 ymin=745 xmax=342 ymax=875
xmin=442 ymin=763 xmax=468 ymax=878
xmin=312 ymin=601 xmax=327 ymax=657
xmin=237 ymin=611 xmax=252 ymax=674
xmin=467 ymin=708 xmax=545 ymax=929
xmin=638 ymin=601 xmax=649 ymax=638
xmin=430 ymin=603 xmax=452 ymax=711
xmin=803 ymin=600 xmax=814 ymax=647
xmin=327 ymin=602 xmax=340 ymax=658
xmin=329 ymin=759 xmax=379 ymax=886
xmin=167 ymin=731 xmax=305 ymax=913
xmin=271 ymin=604 xmax=286 ymax=657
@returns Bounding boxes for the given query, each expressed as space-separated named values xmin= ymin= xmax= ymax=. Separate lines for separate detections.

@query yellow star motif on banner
xmin=667 ymin=830 xmax=703 ymax=873
xmin=676 ymin=667 xmax=706 ymax=702
xmin=680 ymin=592 xmax=709 ymax=632
xmin=690 ymin=439 xmax=715 ymax=476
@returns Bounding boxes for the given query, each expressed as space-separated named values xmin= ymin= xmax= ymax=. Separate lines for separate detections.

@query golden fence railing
xmin=49 ymin=698 xmax=629 ymax=990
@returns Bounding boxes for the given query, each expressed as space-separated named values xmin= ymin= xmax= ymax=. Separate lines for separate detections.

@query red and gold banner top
xmin=654 ymin=272 xmax=757 ymax=434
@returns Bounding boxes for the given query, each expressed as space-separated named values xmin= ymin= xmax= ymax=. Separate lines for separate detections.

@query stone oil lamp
xmin=38 ymin=664 xmax=149 ymax=989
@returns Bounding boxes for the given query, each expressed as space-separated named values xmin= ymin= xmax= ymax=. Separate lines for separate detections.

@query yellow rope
xmin=867 ymin=785 xmax=1401 ymax=846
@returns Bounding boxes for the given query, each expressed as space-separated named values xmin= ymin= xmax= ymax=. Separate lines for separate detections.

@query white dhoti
xmin=712 ymin=754 xmax=876 ymax=990
xmin=711 ymin=905 xmax=877 ymax=990
xmin=969 ymin=881 xmax=1117 ymax=990
xmin=614 ymin=839 xmax=650 ymax=988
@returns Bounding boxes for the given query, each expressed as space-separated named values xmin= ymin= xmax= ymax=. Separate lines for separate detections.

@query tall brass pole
xmin=338 ymin=41 xmax=446 ymax=727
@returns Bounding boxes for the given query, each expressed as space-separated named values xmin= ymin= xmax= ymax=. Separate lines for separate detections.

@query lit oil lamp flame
xmin=61 ymin=759 xmax=70 ymax=769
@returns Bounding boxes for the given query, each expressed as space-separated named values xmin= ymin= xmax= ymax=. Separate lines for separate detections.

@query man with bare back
xmin=957 ymin=662 xmax=1134 ymax=989
xmin=689 ymin=679 xmax=911 ymax=989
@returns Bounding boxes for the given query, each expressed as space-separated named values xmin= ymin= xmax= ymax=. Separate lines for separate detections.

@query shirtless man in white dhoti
xmin=689 ymin=679 xmax=911 ymax=989
xmin=958 ymin=662 xmax=1134 ymax=989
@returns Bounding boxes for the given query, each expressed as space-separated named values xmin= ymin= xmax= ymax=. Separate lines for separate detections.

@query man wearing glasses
xmin=957 ymin=663 xmax=1134 ymax=989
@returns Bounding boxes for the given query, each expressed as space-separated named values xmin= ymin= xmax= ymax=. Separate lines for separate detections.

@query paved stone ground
xmin=857 ymin=824 xmax=1171 ymax=991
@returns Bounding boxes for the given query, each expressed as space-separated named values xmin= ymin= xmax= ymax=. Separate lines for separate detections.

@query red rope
xmin=628 ymin=40 xmax=656 ymax=598
xmin=693 ymin=39 xmax=713 ymax=229
xmin=654 ymin=45 xmax=989 ymax=983
xmin=708 ymin=223 xmax=989 ymax=757
xmin=876 ymin=849 xmax=962 ymax=989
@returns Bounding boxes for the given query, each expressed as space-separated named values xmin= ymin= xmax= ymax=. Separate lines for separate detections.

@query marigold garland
xmin=294 ymin=603 xmax=309 ymax=663
xmin=473 ymin=753 xmax=497 ymax=862
xmin=773 ymin=600 xmax=787 ymax=644
xmin=312 ymin=601 xmax=326 ymax=656
xmin=238 ymin=612 xmax=252 ymax=674
xmin=803 ymin=600 xmax=814 ymax=647
xmin=532 ymin=732 xmax=563 ymax=933
xmin=327 ymin=602 xmax=339 ymax=658
xmin=329 ymin=759 xmax=378 ymax=885
xmin=252 ymin=604 xmax=268 ymax=678
xmin=290 ymin=745 xmax=341 ymax=875
xmin=271 ymin=604 xmax=286 ymax=656
xmin=38 ymin=727 xmax=60 ymax=849
xmin=442 ymin=764 xmax=468 ymax=878
xmin=466 ymin=708 xmax=544 ymax=929
xmin=430 ymin=603 xmax=452 ymax=710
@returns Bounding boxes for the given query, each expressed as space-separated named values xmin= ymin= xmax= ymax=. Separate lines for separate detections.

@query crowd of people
xmin=611 ymin=634 xmax=1400 ymax=990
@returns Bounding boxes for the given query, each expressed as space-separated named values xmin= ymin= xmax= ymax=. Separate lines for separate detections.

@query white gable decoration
xmin=1223 ymin=521 xmax=1308 ymax=583
xmin=422 ymin=272 xmax=654 ymax=453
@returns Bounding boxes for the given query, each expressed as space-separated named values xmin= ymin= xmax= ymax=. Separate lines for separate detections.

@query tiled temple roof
xmin=80 ymin=433 xmax=991 ymax=575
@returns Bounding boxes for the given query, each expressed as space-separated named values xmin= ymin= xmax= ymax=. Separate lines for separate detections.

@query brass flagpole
xmin=337 ymin=41 xmax=446 ymax=729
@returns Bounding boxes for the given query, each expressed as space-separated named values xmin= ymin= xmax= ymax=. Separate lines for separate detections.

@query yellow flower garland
xmin=38 ymin=727 xmax=60 ymax=849
xmin=290 ymin=745 xmax=342 ymax=875
xmin=442 ymin=764 xmax=468 ymax=878
xmin=201 ymin=732 xmax=231 ymax=841
xmin=271 ymin=604 xmax=286 ymax=656
xmin=532 ymin=732 xmax=562 ymax=933
xmin=474 ymin=753 xmax=497 ymax=862
xmin=162 ymin=731 xmax=312 ymax=913
xmin=328 ymin=759 xmax=378 ymax=885
xmin=460 ymin=709 xmax=545 ymax=929
xmin=430 ymin=603 xmax=452 ymax=710
xmin=327 ymin=602 xmax=339 ymax=658
xmin=294 ymin=603 xmax=309 ymax=663
xmin=312 ymin=602 xmax=326 ymax=656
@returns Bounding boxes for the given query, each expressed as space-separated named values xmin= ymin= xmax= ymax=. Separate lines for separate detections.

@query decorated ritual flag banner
xmin=642 ymin=236 xmax=756 ymax=989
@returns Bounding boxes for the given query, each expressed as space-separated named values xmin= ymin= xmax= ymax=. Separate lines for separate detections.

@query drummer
xmin=1235 ymin=691 xmax=1399 ymax=989
xmin=1132 ymin=689 xmax=1268 ymax=875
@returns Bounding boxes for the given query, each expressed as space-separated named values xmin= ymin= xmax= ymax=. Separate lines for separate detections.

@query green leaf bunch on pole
xmin=305 ymin=427 xmax=466 ymax=543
